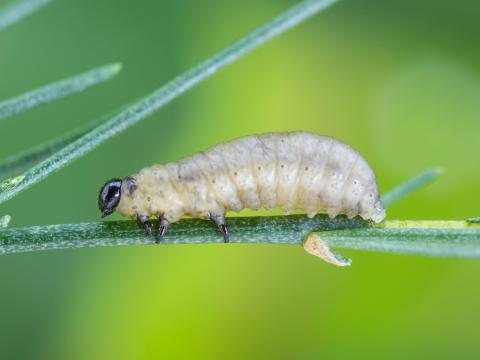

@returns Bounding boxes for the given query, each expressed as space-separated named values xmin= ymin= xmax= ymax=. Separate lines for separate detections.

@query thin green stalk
xmin=0 ymin=215 xmax=369 ymax=254
xmin=318 ymin=221 xmax=480 ymax=257
xmin=0 ymin=63 xmax=122 ymax=122
xmin=0 ymin=106 xmax=124 ymax=179
xmin=0 ymin=124 xmax=91 ymax=179
xmin=0 ymin=0 xmax=340 ymax=205
xmin=0 ymin=0 xmax=52 ymax=32
xmin=381 ymin=168 xmax=443 ymax=207
xmin=0 ymin=215 xmax=479 ymax=259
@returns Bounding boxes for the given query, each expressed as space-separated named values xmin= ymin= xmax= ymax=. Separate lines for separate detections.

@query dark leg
xmin=138 ymin=215 xmax=153 ymax=237
xmin=157 ymin=216 xmax=169 ymax=244
xmin=209 ymin=213 xmax=229 ymax=243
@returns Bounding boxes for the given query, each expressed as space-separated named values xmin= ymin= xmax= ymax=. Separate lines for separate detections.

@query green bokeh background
xmin=1 ymin=0 xmax=480 ymax=359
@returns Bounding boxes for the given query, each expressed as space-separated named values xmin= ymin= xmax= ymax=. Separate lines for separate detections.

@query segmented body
xmin=115 ymin=132 xmax=386 ymax=223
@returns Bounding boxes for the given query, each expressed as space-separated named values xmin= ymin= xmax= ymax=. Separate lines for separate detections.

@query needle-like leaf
xmin=0 ymin=125 xmax=91 ymax=179
xmin=381 ymin=168 xmax=443 ymax=207
xmin=0 ymin=63 xmax=122 ymax=122
xmin=307 ymin=220 xmax=480 ymax=265
xmin=0 ymin=0 xmax=52 ymax=32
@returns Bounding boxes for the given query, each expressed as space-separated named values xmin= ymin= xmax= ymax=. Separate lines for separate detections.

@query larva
xmin=98 ymin=131 xmax=386 ymax=242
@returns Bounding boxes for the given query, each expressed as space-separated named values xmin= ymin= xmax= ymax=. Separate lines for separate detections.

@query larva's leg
xmin=157 ymin=216 xmax=169 ymax=244
xmin=138 ymin=215 xmax=153 ymax=237
xmin=209 ymin=213 xmax=229 ymax=243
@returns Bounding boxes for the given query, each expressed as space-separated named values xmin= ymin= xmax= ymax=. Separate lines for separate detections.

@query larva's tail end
xmin=370 ymin=201 xmax=386 ymax=223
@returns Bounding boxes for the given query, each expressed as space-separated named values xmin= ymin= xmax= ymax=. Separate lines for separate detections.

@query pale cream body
xmin=115 ymin=132 xmax=386 ymax=223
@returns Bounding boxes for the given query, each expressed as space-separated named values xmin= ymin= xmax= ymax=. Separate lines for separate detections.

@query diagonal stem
xmin=0 ymin=63 xmax=121 ymax=122
xmin=381 ymin=168 xmax=443 ymax=207
xmin=0 ymin=0 xmax=52 ymax=32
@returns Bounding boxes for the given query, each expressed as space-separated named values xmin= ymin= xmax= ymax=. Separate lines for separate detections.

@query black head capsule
xmin=98 ymin=178 xmax=123 ymax=218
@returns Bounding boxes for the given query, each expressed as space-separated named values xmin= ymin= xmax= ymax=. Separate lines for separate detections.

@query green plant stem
xmin=0 ymin=215 xmax=479 ymax=258
xmin=0 ymin=0 xmax=52 ymax=32
xmin=381 ymin=168 xmax=443 ymax=207
xmin=0 ymin=125 xmax=91 ymax=179
xmin=317 ymin=221 xmax=480 ymax=258
xmin=0 ymin=215 xmax=365 ymax=254
xmin=0 ymin=0 xmax=339 ymax=205
xmin=0 ymin=63 xmax=121 ymax=122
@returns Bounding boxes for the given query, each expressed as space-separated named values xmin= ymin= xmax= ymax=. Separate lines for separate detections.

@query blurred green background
xmin=1 ymin=0 xmax=480 ymax=359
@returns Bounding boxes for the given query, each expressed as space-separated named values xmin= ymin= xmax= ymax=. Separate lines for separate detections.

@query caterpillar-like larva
xmin=98 ymin=131 xmax=386 ymax=242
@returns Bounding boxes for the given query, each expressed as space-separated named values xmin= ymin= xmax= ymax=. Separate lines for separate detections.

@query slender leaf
xmin=0 ymin=63 xmax=122 ymax=122
xmin=381 ymin=167 xmax=443 ymax=207
xmin=310 ymin=220 xmax=480 ymax=265
xmin=306 ymin=220 xmax=480 ymax=265
xmin=0 ymin=0 xmax=340 ymax=204
xmin=0 ymin=124 xmax=92 ymax=179
xmin=0 ymin=0 xmax=52 ymax=32
xmin=0 ymin=106 xmax=122 ymax=179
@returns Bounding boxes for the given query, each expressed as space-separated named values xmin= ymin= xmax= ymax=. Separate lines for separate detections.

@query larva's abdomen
xmin=199 ymin=132 xmax=384 ymax=222
xmin=118 ymin=131 xmax=386 ymax=224
xmin=208 ymin=137 xmax=262 ymax=210
xmin=248 ymin=135 xmax=278 ymax=209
